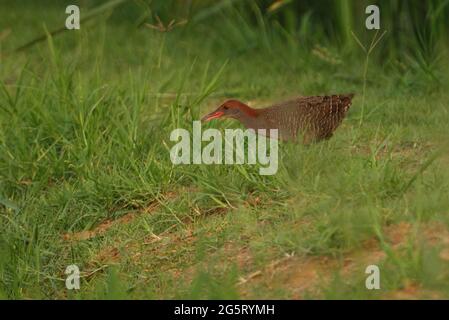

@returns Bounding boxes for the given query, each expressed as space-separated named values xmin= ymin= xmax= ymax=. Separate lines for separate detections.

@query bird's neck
xmin=227 ymin=100 xmax=266 ymax=129
xmin=238 ymin=104 xmax=259 ymax=118
xmin=237 ymin=108 xmax=266 ymax=130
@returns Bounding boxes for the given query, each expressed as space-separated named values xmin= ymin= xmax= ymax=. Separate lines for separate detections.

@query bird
xmin=201 ymin=94 xmax=354 ymax=144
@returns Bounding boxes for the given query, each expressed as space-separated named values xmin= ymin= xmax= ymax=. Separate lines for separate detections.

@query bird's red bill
xmin=202 ymin=111 xmax=224 ymax=122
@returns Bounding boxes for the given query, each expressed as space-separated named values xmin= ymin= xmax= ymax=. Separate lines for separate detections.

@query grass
xmin=1 ymin=1 xmax=449 ymax=299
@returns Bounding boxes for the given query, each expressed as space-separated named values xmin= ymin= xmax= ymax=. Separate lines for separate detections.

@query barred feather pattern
xmin=255 ymin=94 xmax=354 ymax=143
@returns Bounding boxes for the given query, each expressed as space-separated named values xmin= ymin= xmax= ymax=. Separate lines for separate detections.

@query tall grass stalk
xmin=351 ymin=29 xmax=387 ymax=126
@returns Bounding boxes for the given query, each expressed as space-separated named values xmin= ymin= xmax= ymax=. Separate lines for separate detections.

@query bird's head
xmin=201 ymin=99 xmax=258 ymax=122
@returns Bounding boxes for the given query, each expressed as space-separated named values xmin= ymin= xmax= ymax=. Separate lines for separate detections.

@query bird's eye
xmin=223 ymin=106 xmax=229 ymax=110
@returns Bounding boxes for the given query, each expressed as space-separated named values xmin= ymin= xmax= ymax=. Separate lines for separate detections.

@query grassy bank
xmin=0 ymin=1 xmax=449 ymax=299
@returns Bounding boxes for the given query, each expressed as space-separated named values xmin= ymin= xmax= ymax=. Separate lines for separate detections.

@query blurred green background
xmin=3 ymin=0 xmax=449 ymax=67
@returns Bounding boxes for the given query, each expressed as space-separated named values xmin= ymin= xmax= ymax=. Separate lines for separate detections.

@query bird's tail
xmin=340 ymin=93 xmax=354 ymax=109
xmin=343 ymin=93 xmax=355 ymax=101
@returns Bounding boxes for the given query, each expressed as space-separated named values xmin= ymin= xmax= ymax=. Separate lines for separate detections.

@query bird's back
xmin=260 ymin=94 xmax=354 ymax=143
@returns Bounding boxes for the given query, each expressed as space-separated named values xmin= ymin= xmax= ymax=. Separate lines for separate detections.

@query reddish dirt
xmin=93 ymin=246 xmax=121 ymax=265
xmin=62 ymin=193 xmax=175 ymax=241
xmin=81 ymin=213 xmax=449 ymax=299
xmin=238 ymin=221 xmax=449 ymax=299
xmin=384 ymin=282 xmax=442 ymax=300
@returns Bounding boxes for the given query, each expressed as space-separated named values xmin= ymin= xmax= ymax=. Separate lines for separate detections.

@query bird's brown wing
xmin=261 ymin=94 xmax=354 ymax=143
xmin=298 ymin=94 xmax=354 ymax=143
